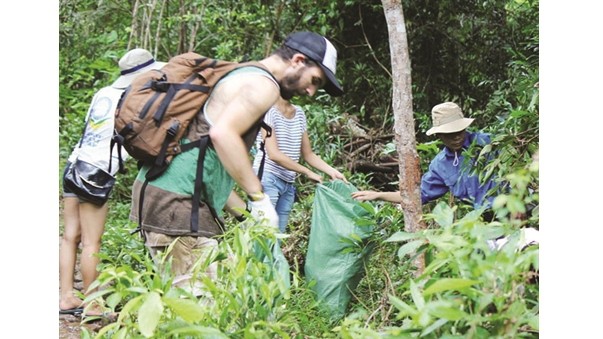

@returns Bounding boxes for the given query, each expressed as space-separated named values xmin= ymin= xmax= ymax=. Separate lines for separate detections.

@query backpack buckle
xmin=150 ymin=81 xmax=170 ymax=92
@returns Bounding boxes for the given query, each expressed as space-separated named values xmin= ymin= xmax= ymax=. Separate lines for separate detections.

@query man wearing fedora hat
xmin=352 ymin=102 xmax=540 ymax=250
xmin=420 ymin=101 xmax=498 ymax=209
xmin=352 ymin=102 xmax=498 ymax=211
xmin=129 ymin=31 xmax=344 ymax=295
xmin=60 ymin=48 xmax=165 ymax=316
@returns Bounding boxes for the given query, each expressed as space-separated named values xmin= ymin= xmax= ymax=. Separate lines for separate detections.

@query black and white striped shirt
xmin=253 ymin=105 xmax=307 ymax=183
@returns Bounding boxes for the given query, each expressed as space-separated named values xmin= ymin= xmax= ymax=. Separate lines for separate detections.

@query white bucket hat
xmin=111 ymin=48 xmax=166 ymax=89
xmin=426 ymin=102 xmax=474 ymax=136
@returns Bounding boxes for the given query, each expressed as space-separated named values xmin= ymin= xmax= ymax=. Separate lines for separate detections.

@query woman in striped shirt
xmin=253 ymin=97 xmax=347 ymax=233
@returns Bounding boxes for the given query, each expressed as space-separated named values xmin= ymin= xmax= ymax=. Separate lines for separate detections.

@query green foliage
xmin=86 ymin=223 xmax=297 ymax=338
xmin=299 ymin=97 xmax=349 ymax=166
xmin=335 ymin=161 xmax=539 ymax=337
xmin=59 ymin=53 xmax=115 ymax=158
xmin=397 ymin=206 xmax=538 ymax=337
xmin=98 ymin=200 xmax=146 ymax=271
xmin=60 ymin=0 xmax=538 ymax=336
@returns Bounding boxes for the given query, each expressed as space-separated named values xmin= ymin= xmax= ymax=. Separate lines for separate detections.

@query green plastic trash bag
xmin=304 ymin=180 xmax=375 ymax=319
xmin=252 ymin=235 xmax=291 ymax=291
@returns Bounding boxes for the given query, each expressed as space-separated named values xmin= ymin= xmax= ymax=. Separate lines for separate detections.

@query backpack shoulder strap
xmin=256 ymin=121 xmax=272 ymax=181
xmin=229 ymin=61 xmax=278 ymax=84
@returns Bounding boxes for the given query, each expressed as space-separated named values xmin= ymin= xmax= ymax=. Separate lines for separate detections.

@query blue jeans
xmin=261 ymin=171 xmax=296 ymax=233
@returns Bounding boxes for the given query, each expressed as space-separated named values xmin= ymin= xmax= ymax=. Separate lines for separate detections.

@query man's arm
xmin=420 ymin=165 xmax=448 ymax=204
xmin=207 ymin=74 xmax=280 ymax=196
xmin=224 ymin=190 xmax=247 ymax=219
xmin=351 ymin=190 xmax=402 ymax=203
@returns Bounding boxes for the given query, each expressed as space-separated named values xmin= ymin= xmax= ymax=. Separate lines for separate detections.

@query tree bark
xmin=127 ymin=0 xmax=141 ymax=50
xmin=155 ymin=0 xmax=167 ymax=56
xmin=381 ymin=0 xmax=426 ymax=275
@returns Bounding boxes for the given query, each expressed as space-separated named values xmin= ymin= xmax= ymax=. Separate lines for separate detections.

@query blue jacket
xmin=421 ymin=131 xmax=498 ymax=209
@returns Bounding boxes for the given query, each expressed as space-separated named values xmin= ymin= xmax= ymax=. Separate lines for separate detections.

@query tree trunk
xmin=381 ymin=0 xmax=426 ymax=275
xmin=127 ymin=0 xmax=141 ymax=50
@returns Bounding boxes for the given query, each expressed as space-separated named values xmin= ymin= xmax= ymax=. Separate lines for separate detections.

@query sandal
xmin=59 ymin=307 xmax=84 ymax=315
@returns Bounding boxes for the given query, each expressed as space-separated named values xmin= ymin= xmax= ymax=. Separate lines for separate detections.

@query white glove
xmin=248 ymin=193 xmax=279 ymax=229
xmin=486 ymin=227 xmax=540 ymax=251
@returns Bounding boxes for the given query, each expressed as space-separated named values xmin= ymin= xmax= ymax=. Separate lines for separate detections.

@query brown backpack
xmin=114 ymin=52 xmax=271 ymax=169
xmin=113 ymin=52 xmax=274 ymax=233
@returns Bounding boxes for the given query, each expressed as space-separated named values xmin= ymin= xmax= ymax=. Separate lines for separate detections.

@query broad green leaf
xmin=475 ymin=326 xmax=490 ymax=337
xmin=167 ymin=326 xmax=229 ymax=338
xmin=397 ymin=240 xmax=425 ymax=260
xmin=476 ymin=294 xmax=494 ymax=312
xmin=83 ymin=288 xmax=112 ymax=301
xmin=386 ymin=231 xmax=421 ymax=243
xmin=507 ymin=195 xmax=526 ymax=213
xmin=432 ymin=202 xmax=454 ymax=227
xmin=528 ymin=313 xmax=539 ymax=330
xmin=114 ymin=327 xmax=128 ymax=339
xmin=421 ymin=318 xmax=448 ymax=337
xmin=481 ymin=158 xmax=499 ymax=184
xmin=164 ymin=297 xmax=204 ymax=322
xmin=356 ymin=201 xmax=376 ymax=214
xmin=429 ymin=305 xmax=467 ymax=321
xmin=349 ymin=233 xmax=363 ymax=243
xmin=117 ymin=295 xmax=144 ymax=323
xmin=105 ymin=291 xmax=122 ymax=310
xmin=127 ymin=287 xmax=152 ymax=294
xmin=511 ymin=109 xmax=528 ymax=118
xmin=478 ymin=143 xmax=492 ymax=157
xmin=423 ymin=258 xmax=449 ymax=276
xmin=472 ymin=224 xmax=505 ymax=241
xmin=458 ymin=209 xmax=481 ymax=223
xmin=94 ymin=323 xmax=120 ymax=339
xmin=410 ymin=280 xmax=425 ymax=309
xmin=138 ymin=292 xmax=163 ymax=338
xmin=355 ymin=218 xmax=376 ymax=227
xmin=425 ymin=233 xmax=466 ymax=251
xmin=493 ymin=194 xmax=508 ymax=209
xmin=388 ymin=294 xmax=417 ymax=316
xmin=423 ymin=278 xmax=478 ymax=296
xmin=417 ymin=308 xmax=431 ymax=327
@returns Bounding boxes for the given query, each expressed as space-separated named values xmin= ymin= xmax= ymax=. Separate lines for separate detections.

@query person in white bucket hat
xmin=111 ymin=48 xmax=166 ymax=89
xmin=59 ymin=48 xmax=164 ymax=318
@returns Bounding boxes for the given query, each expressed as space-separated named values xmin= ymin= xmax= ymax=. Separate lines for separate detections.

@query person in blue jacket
xmin=352 ymin=102 xmax=498 ymax=211
xmin=352 ymin=102 xmax=539 ymax=249
xmin=420 ymin=101 xmax=498 ymax=209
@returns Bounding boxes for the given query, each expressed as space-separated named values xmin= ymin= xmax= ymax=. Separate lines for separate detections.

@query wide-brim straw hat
xmin=426 ymin=102 xmax=474 ymax=136
xmin=111 ymin=48 xmax=166 ymax=89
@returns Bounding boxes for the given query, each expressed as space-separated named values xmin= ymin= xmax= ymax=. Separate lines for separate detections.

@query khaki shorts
xmin=144 ymin=231 xmax=218 ymax=296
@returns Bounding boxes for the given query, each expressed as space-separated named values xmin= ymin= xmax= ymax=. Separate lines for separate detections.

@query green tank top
xmin=136 ymin=65 xmax=278 ymax=216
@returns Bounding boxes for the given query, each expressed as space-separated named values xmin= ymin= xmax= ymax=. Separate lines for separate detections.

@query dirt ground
xmin=59 ymin=311 xmax=110 ymax=338
xmin=59 ymin=308 xmax=110 ymax=338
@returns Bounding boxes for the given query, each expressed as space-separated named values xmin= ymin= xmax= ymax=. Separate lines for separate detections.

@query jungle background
xmin=57 ymin=0 xmax=542 ymax=337
xmin=32 ymin=0 xmax=593 ymax=337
